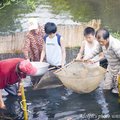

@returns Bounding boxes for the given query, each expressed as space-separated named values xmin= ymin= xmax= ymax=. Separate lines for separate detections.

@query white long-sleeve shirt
xmin=89 ymin=36 xmax=120 ymax=75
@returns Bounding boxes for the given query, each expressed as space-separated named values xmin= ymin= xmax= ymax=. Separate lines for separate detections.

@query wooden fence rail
xmin=0 ymin=19 xmax=101 ymax=53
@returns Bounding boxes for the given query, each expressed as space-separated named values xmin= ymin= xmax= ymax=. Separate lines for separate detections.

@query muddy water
xmin=1 ymin=87 xmax=120 ymax=120
xmin=0 ymin=48 xmax=120 ymax=120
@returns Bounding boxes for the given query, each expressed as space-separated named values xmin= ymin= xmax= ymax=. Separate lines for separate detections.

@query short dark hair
xmin=84 ymin=27 xmax=95 ymax=36
xmin=95 ymin=28 xmax=110 ymax=40
xmin=44 ymin=22 xmax=57 ymax=34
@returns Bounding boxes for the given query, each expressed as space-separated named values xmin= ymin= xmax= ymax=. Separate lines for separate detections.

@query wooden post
xmin=21 ymin=80 xmax=28 ymax=120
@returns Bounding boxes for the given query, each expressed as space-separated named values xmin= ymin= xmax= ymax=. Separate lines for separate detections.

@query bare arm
xmin=99 ymin=52 xmax=104 ymax=59
xmin=92 ymin=52 xmax=105 ymax=63
xmin=40 ymin=42 xmax=46 ymax=62
xmin=76 ymin=41 xmax=85 ymax=60
xmin=60 ymin=37 xmax=66 ymax=67
xmin=84 ymin=43 xmax=103 ymax=61
xmin=0 ymin=89 xmax=5 ymax=109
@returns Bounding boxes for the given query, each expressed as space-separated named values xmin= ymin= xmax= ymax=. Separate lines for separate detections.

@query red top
xmin=0 ymin=58 xmax=26 ymax=89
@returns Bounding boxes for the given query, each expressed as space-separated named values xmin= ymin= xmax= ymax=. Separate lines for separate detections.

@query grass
xmin=111 ymin=31 xmax=120 ymax=40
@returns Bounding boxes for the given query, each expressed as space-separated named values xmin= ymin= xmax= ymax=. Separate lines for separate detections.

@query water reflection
xmin=0 ymin=49 xmax=120 ymax=120
xmin=0 ymin=0 xmax=120 ymax=35
xmin=1 ymin=84 xmax=120 ymax=120
xmin=95 ymin=87 xmax=110 ymax=116
xmin=0 ymin=95 xmax=22 ymax=120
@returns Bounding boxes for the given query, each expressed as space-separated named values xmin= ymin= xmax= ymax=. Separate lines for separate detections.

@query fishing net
xmin=55 ymin=61 xmax=106 ymax=93
xmin=33 ymin=69 xmax=63 ymax=90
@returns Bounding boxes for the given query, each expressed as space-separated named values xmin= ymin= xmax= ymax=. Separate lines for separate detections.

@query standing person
xmin=76 ymin=27 xmax=104 ymax=66
xmin=33 ymin=22 xmax=66 ymax=90
xmin=84 ymin=28 xmax=120 ymax=94
xmin=23 ymin=18 xmax=45 ymax=61
xmin=0 ymin=58 xmax=37 ymax=109
xmin=40 ymin=22 xmax=66 ymax=68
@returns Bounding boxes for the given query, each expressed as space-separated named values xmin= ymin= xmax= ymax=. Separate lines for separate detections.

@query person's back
xmin=0 ymin=58 xmax=37 ymax=109
xmin=40 ymin=22 xmax=66 ymax=67
xmin=0 ymin=58 xmax=24 ymax=89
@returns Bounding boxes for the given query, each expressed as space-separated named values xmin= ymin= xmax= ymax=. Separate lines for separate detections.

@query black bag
xmin=100 ymin=58 xmax=108 ymax=69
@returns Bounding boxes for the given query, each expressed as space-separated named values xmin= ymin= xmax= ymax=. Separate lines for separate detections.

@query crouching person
xmin=0 ymin=58 xmax=37 ymax=109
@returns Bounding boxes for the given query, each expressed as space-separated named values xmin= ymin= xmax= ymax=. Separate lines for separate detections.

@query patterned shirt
xmin=23 ymin=26 xmax=45 ymax=61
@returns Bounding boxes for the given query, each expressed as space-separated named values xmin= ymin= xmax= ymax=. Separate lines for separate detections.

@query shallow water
xmin=1 ymin=86 xmax=120 ymax=120
xmin=0 ymin=0 xmax=120 ymax=35
xmin=0 ymin=49 xmax=120 ymax=120
xmin=0 ymin=0 xmax=120 ymax=119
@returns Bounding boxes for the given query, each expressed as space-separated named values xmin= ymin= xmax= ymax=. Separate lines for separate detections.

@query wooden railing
xmin=0 ymin=19 xmax=101 ymax=53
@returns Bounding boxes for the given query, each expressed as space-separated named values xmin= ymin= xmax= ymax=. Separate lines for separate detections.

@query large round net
xmin=55 ymin=61 xmax=106 ymax=93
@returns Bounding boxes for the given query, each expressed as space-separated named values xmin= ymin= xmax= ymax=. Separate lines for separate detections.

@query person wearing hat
xmin=23 ymin=18 xmax=45 ymax=61
xmin=0 ymin=58 xmax=37 ymax=109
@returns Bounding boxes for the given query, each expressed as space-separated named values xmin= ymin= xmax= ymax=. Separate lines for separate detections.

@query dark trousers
xmin=4 ymin=84 xmax=18 ymax=96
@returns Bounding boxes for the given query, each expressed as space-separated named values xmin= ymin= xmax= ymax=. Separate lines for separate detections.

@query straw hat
xmin=28 ymin=18 xmax=38 ymax=31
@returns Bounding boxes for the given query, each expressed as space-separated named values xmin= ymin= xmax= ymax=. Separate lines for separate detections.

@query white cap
xmin=28 ymin=18 xmax=38 ymax=31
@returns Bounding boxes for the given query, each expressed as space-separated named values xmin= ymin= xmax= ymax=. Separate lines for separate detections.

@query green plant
xmin=111 ymin=31 xmax=120 ymax=40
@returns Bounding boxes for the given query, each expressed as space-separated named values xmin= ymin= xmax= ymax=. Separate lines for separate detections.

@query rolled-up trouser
xmin=4 ymin=83 xmax=18 ymax=96
xmin=101 ymin=71 xmax=118 ymax=90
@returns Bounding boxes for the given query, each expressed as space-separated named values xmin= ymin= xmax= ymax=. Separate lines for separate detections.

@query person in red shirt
xmin=0 ymin=58 xmax=37 ymax=109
